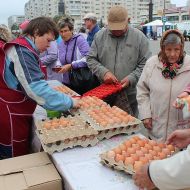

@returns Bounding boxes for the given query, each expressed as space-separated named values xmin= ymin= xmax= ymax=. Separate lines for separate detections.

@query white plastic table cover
xmin=52 ymin=134 xmax=142 ymax=190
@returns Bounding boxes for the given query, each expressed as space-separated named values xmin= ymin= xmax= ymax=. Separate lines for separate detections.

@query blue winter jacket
xmin=87 ymin=24 xmax=100 ymax=46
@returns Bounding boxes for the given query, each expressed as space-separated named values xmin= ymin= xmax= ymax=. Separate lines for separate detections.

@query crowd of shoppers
xmin=1 ymin=4 xmax=190 ymax=190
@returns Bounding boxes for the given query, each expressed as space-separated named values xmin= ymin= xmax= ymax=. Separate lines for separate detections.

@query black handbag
xmin=69 ymin=37 xmax=100 ymax=95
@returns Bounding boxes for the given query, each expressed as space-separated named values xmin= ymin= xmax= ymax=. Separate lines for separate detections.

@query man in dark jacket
xmin=83 ymin=13 xmax=100 ymax=46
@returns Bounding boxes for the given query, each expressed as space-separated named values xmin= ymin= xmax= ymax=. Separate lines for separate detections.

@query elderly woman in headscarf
xmin=0 ymin=24 xmax=11 ymax=46
xmin=137 ymin=29 xmax=190 ymax=142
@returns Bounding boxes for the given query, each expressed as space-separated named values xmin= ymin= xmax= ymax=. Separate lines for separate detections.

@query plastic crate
xmin=83 ymin=83 xmax=122 ymax=99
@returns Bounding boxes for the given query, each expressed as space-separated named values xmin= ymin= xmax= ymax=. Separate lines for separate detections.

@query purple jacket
xmin=40 ymin=41 xmax=63 ymax=82
xmin=58 ymin=34 xmax=90 ymax=84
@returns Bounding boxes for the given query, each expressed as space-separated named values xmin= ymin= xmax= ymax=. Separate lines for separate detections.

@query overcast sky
xmin=0 ymin=0 xmax=188 ymax=26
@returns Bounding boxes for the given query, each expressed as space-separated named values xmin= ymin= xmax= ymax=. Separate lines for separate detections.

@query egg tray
xmin=100 ymin=154 xmax=135 ymax=175
xmin=35 ymin=116 xmax=98 ymax=144
xmin=79 ymin=110 xmax=141 ymax=139
xmin=97 ymin=125 xmax=140 ymax=141
xmin=83 ymin=83 xmax=123 ymax=99
xmin=37 ymin=133 xmax=99 ymax=155
xmin=100 ymin=138 xmax=178 ymax=175
xmin=54 ymin=85 xmax=79 ymax=96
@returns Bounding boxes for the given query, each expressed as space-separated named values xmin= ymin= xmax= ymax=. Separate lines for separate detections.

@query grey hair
xmin=163 ymin=33 xmax=182 ymax=46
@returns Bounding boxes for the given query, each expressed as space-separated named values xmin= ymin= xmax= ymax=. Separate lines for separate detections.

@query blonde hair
xmin=0 ymin=25 xmax=12 ymax=42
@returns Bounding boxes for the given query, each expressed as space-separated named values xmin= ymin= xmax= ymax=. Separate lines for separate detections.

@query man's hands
xmin=166 ymin=129 xmax=190 ymax=149
xmin=58 ymin=64 xmax=72 ymax=74
xmin=103 ymin=72 xmax=118 ymax=84
xmin=143 ymin=118 xmax=152 ymax=130
xmin=103 ymin=72 xmax=130 ymax=88
xmin=121 ymin=76 xmax=130 ymax=88
xmin=133 ymin=164 xmax=156 ymax=190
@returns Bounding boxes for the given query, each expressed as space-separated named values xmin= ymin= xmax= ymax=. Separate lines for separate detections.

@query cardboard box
xmin=0 ymin=152 xmax=62 ymax=190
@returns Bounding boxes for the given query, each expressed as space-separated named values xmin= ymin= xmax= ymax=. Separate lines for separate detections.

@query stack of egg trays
xmin=79 ymin=110 xmax=142 ymax=141
xmin=35 ymin=115 xmax=99 ymax=154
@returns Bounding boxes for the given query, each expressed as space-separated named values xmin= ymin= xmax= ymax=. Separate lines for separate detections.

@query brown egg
xmin=145 ymin=153 xmax=154 ymax=161
xmin=132 ymin=143 xmax=141 ymax=151
xmin=43 ymin=123 xmax=51 ymax=130
xmin=124 ymin=140 xmax=132 ymax=148
xmin=131 ymin=154 xmax=139 ymax=162
xmin=153 ymin=156 xmax=160 ymax=160
xmin=128 ymin=115 xmax=136 ymax=122
xmin=153 ymin=146 xmax=162 ymax=152
xmin=141 ymin=147 xmax=149 ymax=154
xmin=129 ymin=138 xmax=137 ymax=144
xmin=122 ymin=151 xmax=131 ymax=157
xmin=142 ymin=138 xmax=149 ymax=144
xmin=132 ymin=136 xmax=141 ymax=141
xmin=136 ymin=150 xmax=144 ymax=157
xmin=108 ymin=119 xmax=114 ymax=125
xmin=158 ymin=152 xmax=167 ymax=159
xmin=134 ymin=161 xmax=144 ymax=172
xmin=115 ymin=154 xmax=125 ymax=162
xmin=167 ymin=144 xmax=175 ymax=151
xmin=127 ymin=147 xmax=136 ymax=155
xmin=123 ymin=117 xmax=129 ymax=123
xmin=100 ymin=121 xmax=108 ymax=127
xmin=144 ymin=143 xmax=153 ymax=150
xmin=149 ymin=150 xmax=158 ymax=157
xmin=107 ymin=151 xmax=115 ymax=159
xmin=137 ymin=140 xmax=145 ymax=147
xmin=119 ymin=144 xmax=127 ymax=151
xmin=139 ymin=157 xmax=149 ymax=164
xmin=162 ymin=148 xmax=171 ymax=156
xmin=158 ymin=143 xmax=166 ymax=149
xmin=124 ymin=157 xmax=135 ymax=166
xmin=148 ymin=140 xmax=157 ymax=146
xmin=113 ymin=147 xmax=122 ymax=154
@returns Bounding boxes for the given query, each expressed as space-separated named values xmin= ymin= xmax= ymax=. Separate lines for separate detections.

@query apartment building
xmin=25 ymin=0 xmax=60 ymax=20
xmin=8 ymin=15 xmax=25 ymax=29
xmin=24 ymin=0 xmax=180 ymax=29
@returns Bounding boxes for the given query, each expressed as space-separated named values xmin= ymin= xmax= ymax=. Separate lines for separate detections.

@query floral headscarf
xmin=159 ymin=29 xmax=185 ymax=79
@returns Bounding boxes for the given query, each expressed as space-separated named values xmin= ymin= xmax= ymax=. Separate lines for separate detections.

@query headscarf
xmin=19 ymin=20 xmax=30 ymax=31
xmin=0 ymin=24 xmax=12 ymax=42
xmin=159 ymin=30 xmax=185 ymax=79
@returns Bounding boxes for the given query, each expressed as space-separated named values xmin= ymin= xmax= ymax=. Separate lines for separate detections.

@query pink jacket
xmin=184 ymin=84 xmax=190 ymax=93
xmin=137 ymin=55 xmax=190 ymax=142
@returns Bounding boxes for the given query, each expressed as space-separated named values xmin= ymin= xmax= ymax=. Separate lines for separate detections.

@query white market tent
xmin=143 ymin=19 xmax=173 ymax=27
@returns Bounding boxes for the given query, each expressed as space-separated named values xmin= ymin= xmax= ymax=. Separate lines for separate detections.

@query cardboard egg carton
xmin=35 ymin=116 xmax=99 ymax=154
xmin=79 ymin=106 xmax=142 ymax=140
xmin=100 ymin=136 xmax=177 ymax=175
xmin=37 ymin=132 xmax=99 ymax=154
xmin=53 ymin=85 xmax=79 ymax=96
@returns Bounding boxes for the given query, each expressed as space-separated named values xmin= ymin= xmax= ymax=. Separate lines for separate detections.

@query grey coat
xmin=87 ymin=27 xmax=151 ymax=110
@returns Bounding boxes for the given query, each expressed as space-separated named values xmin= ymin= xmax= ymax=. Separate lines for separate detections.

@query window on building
xmin=182 ymin=15 xmax=190 ymax=21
